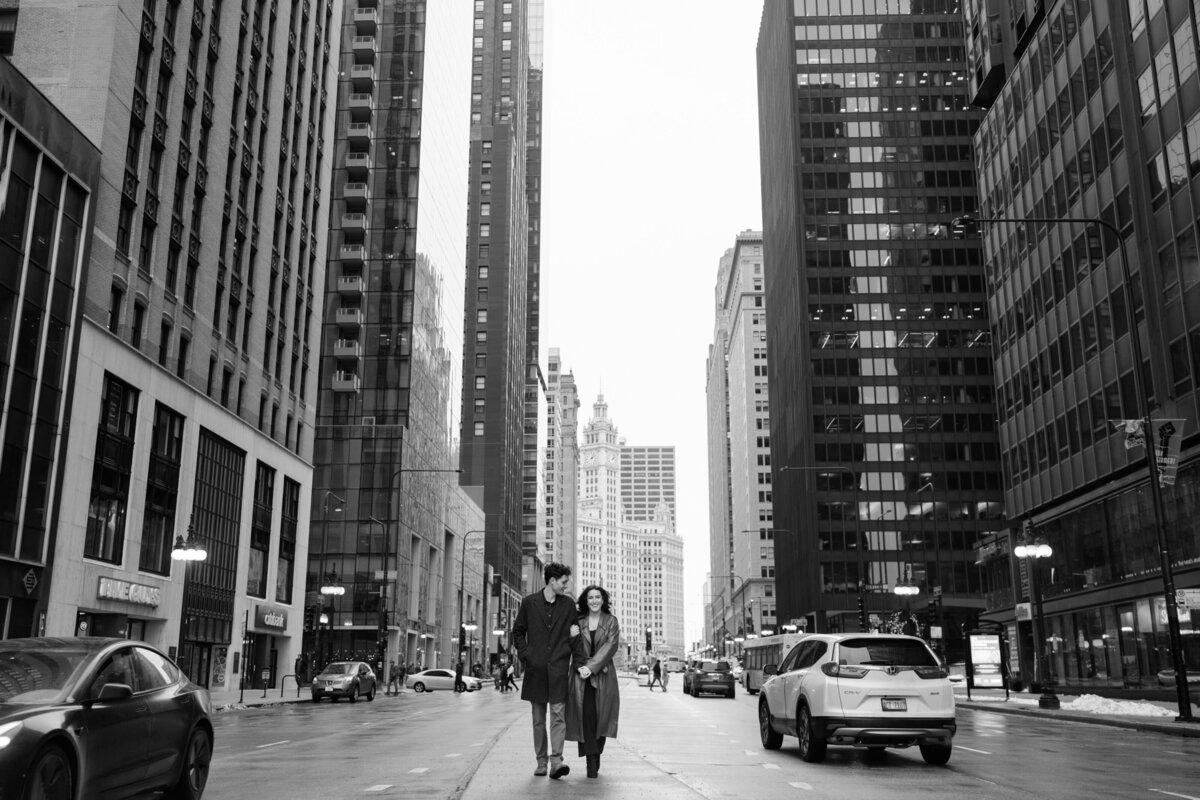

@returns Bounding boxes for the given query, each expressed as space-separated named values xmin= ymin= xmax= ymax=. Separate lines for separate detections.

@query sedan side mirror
xmin=96 ymin=683 xmax=134 ymax=702
xmin=763 ymin=664 xmax=778 ymax=676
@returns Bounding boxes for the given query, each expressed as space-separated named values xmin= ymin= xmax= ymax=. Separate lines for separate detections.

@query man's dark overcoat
xmin=565 ymin=611 xmax=621 ymax=742
xmin=512 ymin=589 xmax=580 ymax=704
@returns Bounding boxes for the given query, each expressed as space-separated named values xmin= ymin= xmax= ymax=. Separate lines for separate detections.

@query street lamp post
xmin=712 ymin=574 xmax=747 ymax=652
xmin=1015 ymin=524 xmax=1059 ymax=709
xmin=320 ymin=567 xmax=345 ymax=667
xmin=956 ymin=214 xmax=1192 ymax=721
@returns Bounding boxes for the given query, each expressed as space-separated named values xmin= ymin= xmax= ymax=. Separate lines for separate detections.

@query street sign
xmin=1176 ymin=588 xmax=1200 ymax=613
xmin=373 ymin=570 xmax=398 ymax=580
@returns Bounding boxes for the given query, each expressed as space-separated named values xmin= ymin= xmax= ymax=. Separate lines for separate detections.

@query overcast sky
xmin=540 ymin=2 xmax=767 ymax=646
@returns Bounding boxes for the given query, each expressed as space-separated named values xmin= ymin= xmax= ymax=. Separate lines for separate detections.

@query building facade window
xmin=247 ymin=461 xmax=275 ymax=598
xmin=139 ymin=403 xmax=184 ymax=575
xmin=85 ymin=374 xmax=139 ymax=563
xmin=276 ymin=477 xmax=299 ymax=603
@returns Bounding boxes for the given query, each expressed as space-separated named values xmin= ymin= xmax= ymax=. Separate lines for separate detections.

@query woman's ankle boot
xmin=586 ymin=754 xmax=599 ymax=778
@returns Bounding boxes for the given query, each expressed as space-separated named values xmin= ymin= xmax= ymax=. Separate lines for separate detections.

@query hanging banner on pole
xmin=1113 ymin=419 xmax=1186 ymax=486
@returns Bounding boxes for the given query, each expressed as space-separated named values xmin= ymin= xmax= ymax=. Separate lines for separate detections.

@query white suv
xmin=757 ymin=633 xmax=956 ymax=765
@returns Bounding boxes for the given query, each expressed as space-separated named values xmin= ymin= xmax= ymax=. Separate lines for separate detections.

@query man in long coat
xmin=512 ymin=562 xmax=580 ymax=779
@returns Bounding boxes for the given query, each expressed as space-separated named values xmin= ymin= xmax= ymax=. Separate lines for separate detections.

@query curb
xmin=956 ymin=700 xmax=1200 ymax=738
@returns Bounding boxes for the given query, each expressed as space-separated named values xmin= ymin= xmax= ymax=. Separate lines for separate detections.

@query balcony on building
xmin=350 ymin=64 xmax=375 ymax=92
xmin=340 ymin=243 xmax=366 ymax=267
xmin=334 ymin=337 xmax=362 ymax=360
xmin=335 ymin=307 xmax=363 ymax=328
xmin=348 ymin=93 xmax=373 ymax=123
xmin=353 ymin=7 xmax=377 ymax=34
xmin=343 ymin=181 xmax=368 ymax=211
xmin=341 ymin=212 xmax=367 ymax=240
xmin=337 ymin=274 xmax=364 ymax=297
xmin=347 ymin=122 xmax=372 ymax=148
xmin=351 ymin=36 xmax=376 ymax=63
xmin=332 ymin=370 xmax=361 ymax=392
xmin=344 ymin=151 xmax=371 ymax=180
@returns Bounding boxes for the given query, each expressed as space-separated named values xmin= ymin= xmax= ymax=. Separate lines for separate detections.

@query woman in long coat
xmin=565 ymin=584 xmax=621 ymax=779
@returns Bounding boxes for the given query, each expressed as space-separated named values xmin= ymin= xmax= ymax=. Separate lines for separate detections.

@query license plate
xmin=881 ymin=698 xmax=907 ymax=712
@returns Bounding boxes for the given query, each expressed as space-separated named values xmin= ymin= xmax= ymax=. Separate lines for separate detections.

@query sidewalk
xmin=954 ymin=686 xmax=1200 ymax=737
xmin=457 ymin=703 xmax=706 ymax=800
xmin=206 ymin=682 xmax=419 ymax=710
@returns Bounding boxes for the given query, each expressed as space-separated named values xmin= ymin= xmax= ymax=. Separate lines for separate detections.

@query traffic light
xmin=460 ymin=625 xmax=468 ymax=650
xmin=645 ymin=627 xmax=652 ymax=653
xmin=857 ymin=595 xmax=867 ymax=631
xmin=304 ymin=605 xmax=315 ymax=631
xmin=927 ymin=598 xmax=938 ymax=622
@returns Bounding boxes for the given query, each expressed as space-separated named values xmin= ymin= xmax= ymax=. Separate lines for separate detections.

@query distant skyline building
xmin=458 ymin=0 xmax=546 ymax=634
xmin=620 ymin=445 xmax=676 ymax=528
xmin=962 ymin=0 xmax=1200 ymax=689
xmin=543 ymin=347 xmax=580 ymax=574
xmin=310 ymin=1 xmax=485 ymax=675
xmin=704 ymin=231 xmax=776 ymax=653
xmin=11 ymin=0 xmax=337 ymax=688
xmin=638 ymin=505 xmax=685 ymax=660
xmin=757 ymin=0 xmax=1005 ymax=658
xmin=0 ymin=56 xmax=100 ymax=640
xmin=577 ymin=394 xmax=639 ymax=662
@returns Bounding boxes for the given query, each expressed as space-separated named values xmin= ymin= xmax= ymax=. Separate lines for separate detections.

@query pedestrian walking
xmin=661 ymin=662 xmax=670 ymax=692
xmin=512 ymin=562 xmax=582 ymax=780
xmin=648 ymin=658 xmax=663 ymax=691
xmin=565 ymin=585 xmax=621 ymax=779
xmin=503 ymin=662 xmax=517 ymax=693
xmin=386 ymin=660 xmax=401 ymax=695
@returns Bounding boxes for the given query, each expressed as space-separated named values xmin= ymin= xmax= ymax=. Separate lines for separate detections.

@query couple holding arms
xmin=511 ymin=562 xmax=620 ymax=780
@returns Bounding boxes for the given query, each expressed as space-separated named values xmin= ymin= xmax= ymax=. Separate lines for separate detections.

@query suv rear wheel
xmin=919 ymin=743 xmax=952 ymax=765
xmin=797 ymin=704 xmax=827 ymax=763
xmin=759 ymin=700 xmax=782 ymax=750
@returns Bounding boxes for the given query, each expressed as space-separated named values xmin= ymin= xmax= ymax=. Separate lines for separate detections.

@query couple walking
xmin=512 ymin=562 xmax=620 ymax=780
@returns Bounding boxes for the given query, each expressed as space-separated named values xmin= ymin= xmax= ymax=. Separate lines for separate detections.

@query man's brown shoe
xmin=534 ymin=763 xmax=548 ymax=776
xmin=549 ymin=762 xmax=570 ymax=779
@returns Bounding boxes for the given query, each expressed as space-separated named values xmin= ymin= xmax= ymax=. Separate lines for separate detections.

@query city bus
xmin=741 ymin=632 xmax=808 ymax=694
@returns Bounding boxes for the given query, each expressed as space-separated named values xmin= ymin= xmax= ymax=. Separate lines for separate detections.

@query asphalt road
xmin=204 ymin=680 xmax=1200 ymax=800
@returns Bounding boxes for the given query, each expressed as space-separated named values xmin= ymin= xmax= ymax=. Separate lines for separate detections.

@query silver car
xmin=311 ymin=661 xmax=377 ymax=703
xmin=405 ymin=668 xmax=483 ymax=692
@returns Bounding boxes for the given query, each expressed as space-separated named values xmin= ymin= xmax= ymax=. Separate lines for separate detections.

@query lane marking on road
xmin=255 ymin=740 xmax=289 ymax=749
xmin=1150 ymin=790 xmax=1200 ymax=800
xmin=955 ymin=745 xmax=991 ymax=755
xmin=365 ymin=786 xmax=392 ymax=792
xmin=408 ymin=768 xmax=429 ymax=774
xmin=1165 ymin=751 xmax=1190 ymax=756
xmin=744 ymin=750 xmax=757 ymax=756
xmin=444 ymin=753 xmax=463 ymax=758
xmin=789 ymin=781 xmax=813 ymax=790
xmin=762 ymin=763 xmax=780 ymax=770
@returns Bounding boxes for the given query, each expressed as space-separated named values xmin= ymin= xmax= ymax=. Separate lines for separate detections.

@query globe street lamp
xmin=955 ymin=213 xmax=1191 ymax=721
xmin=1015 ymin=525 xmax=1059 ymax=710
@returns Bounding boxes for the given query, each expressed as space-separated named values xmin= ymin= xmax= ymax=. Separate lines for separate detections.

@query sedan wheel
xmin=797 ymin=704 xmax=827 ymax=763
xmin=349 ymin=684 xmax=359 ymax=703
xmin=413 ymin=682 xmax=426 ymax=693
xmin=759 ymin=700 xmax=783 ymax=750
xmin=164 ymin=728 xmax=211 ymax=800
xmin=24 ymin=745 xmax=73 ymax=800
xmin=366 ymin=684 xmax=376 ymax=701
xmin=311 ymin=694 xmax=321 ymax=703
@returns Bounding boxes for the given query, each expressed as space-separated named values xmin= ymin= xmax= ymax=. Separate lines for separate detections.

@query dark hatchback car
xmin=0 ymin=636 xmax=213 ymax=800
xmin=689 ymin=660 xmax=736 ymax=698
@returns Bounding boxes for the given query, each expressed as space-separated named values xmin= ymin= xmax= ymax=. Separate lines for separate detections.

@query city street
xmin=204 ymin=677 xmax=1200 ymax=800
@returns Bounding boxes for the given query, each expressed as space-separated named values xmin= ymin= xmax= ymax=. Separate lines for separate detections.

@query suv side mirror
xmin=763 ymin=664 xmax=778 ymax=676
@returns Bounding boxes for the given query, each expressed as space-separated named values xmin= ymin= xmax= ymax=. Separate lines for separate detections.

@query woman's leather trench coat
xmin=565 ymin=612 xmax=621 ymax=741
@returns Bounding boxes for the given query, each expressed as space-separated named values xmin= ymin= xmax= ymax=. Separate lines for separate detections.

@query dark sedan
xmin=0 ymin=636 xmax=213 ymax=800
xmin=689 ymin=660 xmax=736 ymax=698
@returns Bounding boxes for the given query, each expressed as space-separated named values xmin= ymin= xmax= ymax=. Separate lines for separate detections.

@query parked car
xmin=1157 ymin=668 xmax=1200 ymax=687
xmin=689 ymin=660 xmax=736 ymax=698
xmin=0 ymin=636 xmax=213 ymax=800
xmin=311 ymin=661 xmax=377 ymax=702
xmin=758 ymin=634 xmax=955 ymax=765
xmin=636 ymin=664 xmax=650 ymax=686
xmin=405 ymin=668 xmax=482 ymax=692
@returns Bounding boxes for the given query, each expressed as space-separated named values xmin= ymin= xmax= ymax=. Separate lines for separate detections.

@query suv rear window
xmin=699 ymin=661 xmax=731 ymax=672
xmin=837 ymin=639 xmax=937 ymax=667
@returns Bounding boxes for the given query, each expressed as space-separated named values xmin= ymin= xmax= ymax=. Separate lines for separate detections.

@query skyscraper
xmin=620 ymin=446 xmax=676 ymax=527
xmin=705 ymin=231 xmax=777 ymax=648
xmin=757 ymin=0 xmax=1005 ymax=657
xmin=962 ymin=0 xmax=1200 ymax=691
xmin=12 ymin=0 xmax=337 ymax=687
xmin=543 ymin=347 xmax=580 ymax=574
xmin=459 ymin=0 xmax=545 ymax=624
xmin=310 ymin=0 xmax=484 ymax=674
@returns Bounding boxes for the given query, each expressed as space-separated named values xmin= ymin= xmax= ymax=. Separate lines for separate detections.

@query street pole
xmin=960 ymin=214 xmax=1192 ymax=721
xmin=457 ymin=530 xmax=487 ymax=671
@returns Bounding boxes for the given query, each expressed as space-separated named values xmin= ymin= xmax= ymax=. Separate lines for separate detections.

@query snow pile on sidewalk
xmin=1064 ymin=694 xmax=1177 ymax=717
